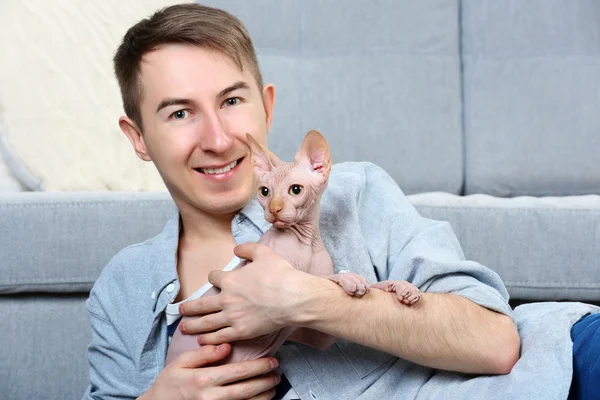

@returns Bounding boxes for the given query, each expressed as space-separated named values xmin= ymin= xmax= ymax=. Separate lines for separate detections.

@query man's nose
xmin=198 ymin=112 xmax=232 ymax=153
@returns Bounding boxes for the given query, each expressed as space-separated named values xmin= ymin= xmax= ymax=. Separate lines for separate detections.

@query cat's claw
xmin=371 ymin=280 xmax=421 ymax=305
xmin=327 ymin=272 xmax=370 ymax=297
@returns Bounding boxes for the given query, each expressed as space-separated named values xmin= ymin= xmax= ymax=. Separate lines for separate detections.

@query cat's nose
xmin=269 ymin=205 xmax=282 ymax=216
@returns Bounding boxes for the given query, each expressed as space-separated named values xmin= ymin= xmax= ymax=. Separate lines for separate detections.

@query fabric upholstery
xmin=0 ymin=295 xmax=90 ymax=400
xmin=199 ymin=0 xmax=464 ymax=195
xmin=0 ymin=192 xmax=175 ymax=294
xmin=412 ymin=192 xmax=600 ymax=301
xmin=462 ymin=0 xmax=600 ymax=196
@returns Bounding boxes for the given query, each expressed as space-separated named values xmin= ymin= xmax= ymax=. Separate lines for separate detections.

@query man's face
xmin=122 ymin=44 xmax=275 ymax=217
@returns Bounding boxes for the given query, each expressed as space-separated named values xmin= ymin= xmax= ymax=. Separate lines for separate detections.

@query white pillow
xmin=0 ymin=146 xmax=24 ymax=192
xmin=0 ymin=0 xmax=190 ymax=191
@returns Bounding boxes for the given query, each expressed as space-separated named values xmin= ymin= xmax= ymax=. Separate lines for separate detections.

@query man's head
xmin=114 ymin=3 xmax=276 ymax=220
xmin=113 ymin=3 xmax=264 ymax=132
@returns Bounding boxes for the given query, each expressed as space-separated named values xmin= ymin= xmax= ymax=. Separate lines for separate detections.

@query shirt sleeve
xmin=81 ymin=290 xmax=141 ymax=400
xmin=357 ymin=162 xmax=513 ymax=318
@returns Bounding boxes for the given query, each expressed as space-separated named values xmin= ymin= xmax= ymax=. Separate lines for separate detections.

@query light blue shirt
xmin=83 ymin=162 xmax=597 ymax=399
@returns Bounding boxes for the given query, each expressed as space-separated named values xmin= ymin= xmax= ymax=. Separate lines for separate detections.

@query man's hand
xmin=179 ymin=243 xmax=310 ymax=344
xmin=139 ymin=343 xmax=280 ymax=400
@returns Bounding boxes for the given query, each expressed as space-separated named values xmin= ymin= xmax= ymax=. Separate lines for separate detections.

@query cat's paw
xmin=371 ymin=280 xmax=421 ymax=305
xmin=327 ymin=272 xmax=370 ymax=297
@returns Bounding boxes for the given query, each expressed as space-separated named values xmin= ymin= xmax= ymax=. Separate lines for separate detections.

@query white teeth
xmin=199 ymin=160 xmax=238 ymax=175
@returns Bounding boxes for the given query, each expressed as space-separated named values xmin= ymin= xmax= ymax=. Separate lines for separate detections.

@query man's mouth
xmin=194 ymin=158 xmax=242 ymax=175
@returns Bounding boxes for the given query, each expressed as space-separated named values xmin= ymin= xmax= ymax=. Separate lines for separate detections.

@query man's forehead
xmin=140 ymin=44 xmax=245 ymax=81
xmin=139 ymin=44 xmax=251 ymax=100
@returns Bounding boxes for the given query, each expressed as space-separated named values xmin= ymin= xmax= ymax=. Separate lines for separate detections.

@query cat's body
xmin=165 ymin=130 xmax=420 ymax=366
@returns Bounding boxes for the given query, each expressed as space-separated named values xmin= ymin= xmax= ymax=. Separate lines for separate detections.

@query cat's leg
xmin=326 ymin=271 xmax=370 ymax=297
xmin=371 ymin=280 xmax=421 ymax=305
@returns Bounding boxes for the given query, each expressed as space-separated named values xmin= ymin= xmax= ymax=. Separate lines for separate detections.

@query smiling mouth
xmin=194 ymin=158 xmax=243 ymax=175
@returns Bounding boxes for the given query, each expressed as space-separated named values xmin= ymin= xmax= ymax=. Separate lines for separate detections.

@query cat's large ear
xmin=295 ymin=130 xmax=331 ymax=179
xmin=246 ymin=133 xmax=282 ymax=179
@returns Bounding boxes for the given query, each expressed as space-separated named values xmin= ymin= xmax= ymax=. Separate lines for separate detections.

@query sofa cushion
xmin=461 ymin=0 xmax=600 ymax=196
xmin=410 ymin=192 xmax=600 ymax=302
xmin=199 ymin=0 xmax=464 ymax=195
xmin=0 ymin=192 xmax=175 ymax=294
xmin=0 ymin=295 xmax=90 ymax=399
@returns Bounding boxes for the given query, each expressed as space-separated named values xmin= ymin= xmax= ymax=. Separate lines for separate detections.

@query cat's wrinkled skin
xmin=249 ymin=130 xmax=369 ymax=297
xmin=166 ymin=130 xmax=419 ymax=366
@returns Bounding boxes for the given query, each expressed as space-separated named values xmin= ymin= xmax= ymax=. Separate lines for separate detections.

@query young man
xmin=84 ymin=3 xmax=600 ymax=400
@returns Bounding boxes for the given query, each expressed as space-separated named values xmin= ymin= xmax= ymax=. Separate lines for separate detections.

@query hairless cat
xmin=166 ymin=130 xmax=420 ymax=366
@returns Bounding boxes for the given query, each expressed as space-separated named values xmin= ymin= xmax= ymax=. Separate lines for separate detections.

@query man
xmin=84 ymin=3 xmax=596 ymax=400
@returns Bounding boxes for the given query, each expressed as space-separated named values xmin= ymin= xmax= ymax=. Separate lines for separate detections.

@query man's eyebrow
xmin=155 ymin=82 xmax=250 ymax=113
xmin=218 ymin=81 xmax=250 ymax=98
xmin=156 ymin=98 xmax=198 ymax=113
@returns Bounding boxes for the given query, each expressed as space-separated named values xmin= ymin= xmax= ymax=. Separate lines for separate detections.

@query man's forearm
xmin=290 ymin=275 xmax=521 ymax=375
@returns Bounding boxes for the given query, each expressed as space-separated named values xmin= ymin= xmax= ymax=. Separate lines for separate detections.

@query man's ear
xmin=295 ymin=130 xmax=331 ymax=179
xmin=246 ymin=133 xmax=281 ymax=179
xmin=119 ymin=116 xmax=151 ymax=162
xmin=262 ymin=83 xmax=276 ymax=133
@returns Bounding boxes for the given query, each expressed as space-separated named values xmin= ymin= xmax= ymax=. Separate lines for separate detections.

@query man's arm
xmin=185 ymin=243 xmax=519 ymax=376
xmin=284 ymin=270 xmax=520 ymax=375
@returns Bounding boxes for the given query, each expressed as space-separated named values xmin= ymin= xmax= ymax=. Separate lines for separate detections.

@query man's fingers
xmin=208 ymin=270 xmax=225 ymax=288
xmin=214 ymin=358 xmax=279 ymax=386
xmin=234 ymin=242 xmax=270 ymax=261
xmin=221 ymin=371 xmax=280 ymax=400
xmin=180 ymin=295 xmax=221 ymax=316
xmin=174 ymin=343 xmax=231 ymax=368
xmin=247 ymin=387 xmax=277 ymax=400
xmin=180 ymin=311 xmax=229 ymax=334
xmin=198 ymin=327 xmax=240 ymax=345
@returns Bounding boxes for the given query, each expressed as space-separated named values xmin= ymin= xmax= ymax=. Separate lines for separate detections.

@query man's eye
xmin=223 ymin=97 xmax=240 ymax=107
xmin=172 ymin=110 xmax=189 ymax=120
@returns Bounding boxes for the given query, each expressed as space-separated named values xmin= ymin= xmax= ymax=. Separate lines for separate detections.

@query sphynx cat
xmin=165 ymin=130 xmax=420 ymax=366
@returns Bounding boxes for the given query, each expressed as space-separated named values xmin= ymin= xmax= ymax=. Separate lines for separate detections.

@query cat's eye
xmin=259 ymin=187 xmax=270 ymax=197
xmin=289 ymin=185 xmax=303 ymax=196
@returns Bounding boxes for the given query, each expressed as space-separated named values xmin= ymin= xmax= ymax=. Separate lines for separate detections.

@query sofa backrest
xmin=462 ymin=0 xmax=600 ymax=196
xmin=205 ymin=0 xmax=600 ymax=198
xmin=201 ymin=0 xmax=465 ymax=195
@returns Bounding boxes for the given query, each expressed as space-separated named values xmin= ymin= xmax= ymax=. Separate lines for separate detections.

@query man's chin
xmin=173 ymin=188 xmax=254 ymax=217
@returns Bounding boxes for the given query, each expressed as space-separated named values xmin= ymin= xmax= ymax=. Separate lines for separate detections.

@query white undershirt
xmin=165 ymin=256 xmax=241 ymax=325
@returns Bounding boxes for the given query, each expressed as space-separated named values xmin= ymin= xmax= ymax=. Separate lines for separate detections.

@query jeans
xmin=569 ymin=312 xmax=600 ymax=400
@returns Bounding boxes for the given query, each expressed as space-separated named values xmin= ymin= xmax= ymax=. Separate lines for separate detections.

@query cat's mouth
xmin=268 ymin=215 xmax=295 ymax=229
xmin=272 ymin=220 xmax=292 ymax=229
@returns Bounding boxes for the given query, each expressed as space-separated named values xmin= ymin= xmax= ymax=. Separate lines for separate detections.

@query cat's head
xmin=247 ymin=130 xmax=331 ymax=229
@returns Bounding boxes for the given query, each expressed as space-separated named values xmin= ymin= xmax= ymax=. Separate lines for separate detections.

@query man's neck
xmin=178 ymin=207 xmax=237 ymax=244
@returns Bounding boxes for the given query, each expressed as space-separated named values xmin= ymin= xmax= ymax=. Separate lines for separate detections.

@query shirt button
xmin=166 ymin=283 xmax=175 ymax=293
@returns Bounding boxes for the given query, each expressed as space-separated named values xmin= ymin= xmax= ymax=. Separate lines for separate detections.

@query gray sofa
xmin=2 ymin=1 xmax=599 ymax=399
